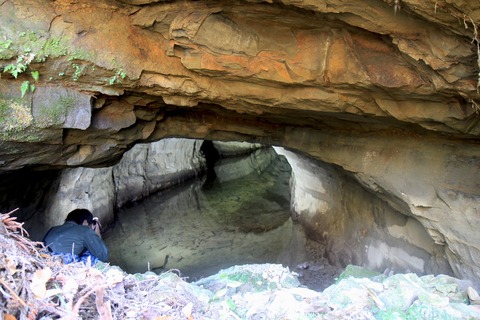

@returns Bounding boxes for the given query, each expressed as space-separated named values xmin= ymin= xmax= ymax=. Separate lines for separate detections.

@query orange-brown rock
xmin=0 ymin=0 xmax=479 ymax=286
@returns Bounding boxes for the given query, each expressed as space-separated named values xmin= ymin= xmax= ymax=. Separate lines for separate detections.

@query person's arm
xmin=91 ymin=217 xmax=102 ymax=237
xmin=84 ymin=228 xmax=109 ymax=262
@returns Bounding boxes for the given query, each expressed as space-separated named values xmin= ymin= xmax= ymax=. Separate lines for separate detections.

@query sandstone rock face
xmin=276 ymin=147 xmax=452 ymax=276
xmin=114 ymin=138 xmax=206 ymax=208
xmin=214 ymin=147 xmax=277 ymax=183
xmin=39 ymin=138 xmax=206 ymax=237
xmin=43 ymin=167 xmax=115 ymax=236
xmin=0 ymin=0 xmax=479 ymax=285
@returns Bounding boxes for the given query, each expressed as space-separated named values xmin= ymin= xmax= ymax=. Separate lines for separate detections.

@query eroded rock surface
xmin=0 ymin=0 xmax=479 ymax=286
xmin=276 ymin=147 xmax=453 ymax=277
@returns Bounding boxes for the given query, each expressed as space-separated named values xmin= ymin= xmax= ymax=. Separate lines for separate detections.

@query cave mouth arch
xmin=0 ymin=140 xmax=337 ymax=286
xmin=0 ymin=138 xmax=452 ymax=290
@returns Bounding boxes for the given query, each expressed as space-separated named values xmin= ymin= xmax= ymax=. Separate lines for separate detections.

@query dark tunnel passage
xmin=199 ymin=140 xmax=220 ymax=188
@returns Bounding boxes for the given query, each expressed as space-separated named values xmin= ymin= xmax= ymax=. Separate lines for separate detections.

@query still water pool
xmin=104 ymin=155 xmax=308 ymax=281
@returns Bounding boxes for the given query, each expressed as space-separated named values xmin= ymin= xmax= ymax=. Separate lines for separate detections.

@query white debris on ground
xmin=195 ymin=264 xmax=480 ymax=319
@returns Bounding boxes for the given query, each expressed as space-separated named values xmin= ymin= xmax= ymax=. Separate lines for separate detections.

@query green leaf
xmin=3 ymin=64 xmax=15 ymax=75
xmin=31 ymin=70 xmax=40 ymax=82
xmin=213 ymin=288 xmax=228 ymax=299
xmin=21 ymin=81 xmax=30 ymax=97
xmin=0 ymin=39 xmax=12 ymax=49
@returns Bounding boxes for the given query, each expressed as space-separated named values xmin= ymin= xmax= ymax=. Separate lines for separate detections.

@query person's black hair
xmin=65 ymin=208 xmax=94 ymax=225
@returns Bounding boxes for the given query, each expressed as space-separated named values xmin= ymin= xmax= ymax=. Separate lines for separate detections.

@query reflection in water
xmin=104 ymin=153 xmax=308 ymax=280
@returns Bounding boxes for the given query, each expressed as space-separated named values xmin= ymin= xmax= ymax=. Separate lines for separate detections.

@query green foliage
xmin=19 ymin=71 xmax=39 ymax=97
xmin=3 ymin=56 xmax=28 ymax=78
xmin=0 ymin=38 xmax=15 ymax=59
xmin=31 ymin=70 xmax=39 ymax=82
xmin=335 ymin=265 xmax=382 ymax=283
xmin=1 ymin=33 xmax=45 ymax=95
xmin=20 ymin=80 xmax=35 ymax=97
xmin=72 ymin=63 xmax=80 ymax=81
xmin=66 ymin=46 xmax=94 ymax=63
xmin=1 ymin=30 xmax=128 ymax=90
xmin=21 ymin=81 xmax=30 ymax=97
xmin=0 ymin=38 xmax=13 ymax=61
xmin=39 ymin=36 xmax=69 ymax=59
xmin=108 ymin=69 xmax=127 ymax=85
xmin=14 ymin=31 xmax=69 ymax=61
xmin=71 ymin=63 xmax=86 ymax=81
xmin=0 ymin=31 xmax=89 ymax=85
xmin=220 ymin=270 xmax=280 ymax=292
xmin=0 ymin=39 xmax=12 ymax=50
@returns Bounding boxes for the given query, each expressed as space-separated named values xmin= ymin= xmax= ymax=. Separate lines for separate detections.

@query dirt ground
xmin=294 ymin=238 xmax=343 ymax=292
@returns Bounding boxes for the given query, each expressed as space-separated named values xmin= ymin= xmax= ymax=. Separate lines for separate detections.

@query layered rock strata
xmin=0 ymin=0 xmax=479 ymax=285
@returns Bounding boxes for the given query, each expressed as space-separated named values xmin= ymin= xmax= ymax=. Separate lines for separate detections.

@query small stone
xmin=467 ymin=287 xmax=480 ymax=304
xmin=182 ymin=302 xmax=193 ymax=318
xmin=309 ymin=264 xmax=324 ymax=272
xmin=125 ymin=310 xmax=137 ymax=318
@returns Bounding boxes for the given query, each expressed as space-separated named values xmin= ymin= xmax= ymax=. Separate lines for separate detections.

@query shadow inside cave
xmin=103 ymin=150 xmax=339 ymax=289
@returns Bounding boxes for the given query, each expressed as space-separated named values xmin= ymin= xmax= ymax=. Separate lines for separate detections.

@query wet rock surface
xmin=104 ymin=153 xmax=314 ymax=280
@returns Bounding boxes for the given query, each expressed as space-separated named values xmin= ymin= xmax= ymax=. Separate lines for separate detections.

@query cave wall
xmin=214 ymin=147 xmax=277 ymax=183
xmin=280 ymin=128 xmax=480 ymax=284
xmin=213 ymin=141 xmax=264 ymax=157
xmin=113 ymin=138 xmax=206 ymax=208
xmin=276 ymin=147 xmax=453 ymax=276
xmin=41 ymin=167 xmax=116 ymax=241
xmin=21 ymin=138 xmax=206 ymax=240
xmin=21 ymin=139 xmax=271 ymax=241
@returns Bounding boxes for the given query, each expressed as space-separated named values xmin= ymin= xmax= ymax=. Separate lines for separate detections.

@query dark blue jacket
xmin=43 ymin=221 xmax=108 ymax=262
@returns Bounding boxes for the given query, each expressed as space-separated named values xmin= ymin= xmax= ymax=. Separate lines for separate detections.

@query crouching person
xmin=43 ymin=208 xmax=108 ymax=265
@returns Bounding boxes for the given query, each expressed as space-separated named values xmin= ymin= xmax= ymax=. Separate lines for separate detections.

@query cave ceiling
xmin=0 ymin=0 xmax=479 ymax=171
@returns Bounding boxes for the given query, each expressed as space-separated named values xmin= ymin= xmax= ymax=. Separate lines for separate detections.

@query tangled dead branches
xmin=0 ymin=209 xmax=52 ymax=319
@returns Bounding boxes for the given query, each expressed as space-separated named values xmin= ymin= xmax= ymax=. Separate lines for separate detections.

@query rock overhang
xmin=1 ymin=0 xmax=480 ymax=286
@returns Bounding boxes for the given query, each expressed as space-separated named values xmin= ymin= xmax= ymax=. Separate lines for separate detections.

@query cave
xmin=0 ymin=137 xmax=456 ymax=290
xmin=0 ymin=0 xmax=479 ymax=292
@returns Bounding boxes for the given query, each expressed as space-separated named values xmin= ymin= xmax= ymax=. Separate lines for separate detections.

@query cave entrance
xmin=104 ymin=144 xmax=313 ymax=281
xmin=0 ymin=139 xmax=341 ymax=290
